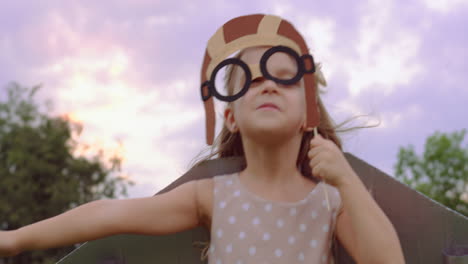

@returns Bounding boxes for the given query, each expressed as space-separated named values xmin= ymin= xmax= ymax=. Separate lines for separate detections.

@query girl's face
xmin=225 ymin=46 xmax=307 ymax=142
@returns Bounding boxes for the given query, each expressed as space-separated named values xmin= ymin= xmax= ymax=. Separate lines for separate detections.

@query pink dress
xmin=208 ymin=172 xmax=342 ymax=264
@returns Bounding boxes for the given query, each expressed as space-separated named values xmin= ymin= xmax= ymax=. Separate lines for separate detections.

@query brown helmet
xmin=200 ymin=14 xmax=320 ymax=145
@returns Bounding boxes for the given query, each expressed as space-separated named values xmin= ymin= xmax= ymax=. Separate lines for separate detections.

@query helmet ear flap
xmin=303 ymin=73 xmax=320 ymax=130
xmin=203 ymin=97 xmax=216 ymax=145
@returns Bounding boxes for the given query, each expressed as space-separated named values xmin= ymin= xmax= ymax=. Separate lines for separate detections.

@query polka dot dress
xmin=208 ymin=173 xmax=342 ymax=264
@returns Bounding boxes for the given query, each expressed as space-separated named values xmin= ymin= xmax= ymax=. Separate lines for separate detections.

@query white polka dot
xmin=210 ymin=245 xmax=215 ymax=253
xmin=226 ymin=179 xmax=233 ymax=185
xmin=233 ymin=190 xmax=241 ymax=197
xmin=323 ymin=224 xmax=329 ymax=232
xmin=219 ymin=201 xmax=226 ymax=209
xmin=298 ymin=252 xmax=305 ymax=261
xmin=290 ymin=207 xmax=297 ymax=216
xmin=275 ymin=248 xmax=283 ymax=257
xmin=299 ymin=223 xmax=307 ymax=232
xmin=242 ymin=202 xmax=250 ymax=211
xmin=226 ymin=244 xmax=232 ymax=253
xmin=217 ymin=228 xmax=223 ymax=238
xmin=288 ymin=235 xmax=295 ymax=244
xmin=228 ymin=216 xmax=236 ymax=224
xmin=239 ymin=231 xmax=246 ymax=240
xmin=249 ymin=246 xmax=256 ymax=255
xmin=276 ymin=219 xmax=284 ymax=228
xmin=252 ymin=217 xmax=260 ymax=225
xmin=216 ymin=259 xmax=222 ymax=264
xmin=310 ymin=239 xmax=317 ymax=248
xmin=264 ymin=203 xmax=272 ymax=212
xmin=334 ymin=189 xmax=340 ymax=197
xmin=262 ymin=232 xmax=270 ymax=241
xmin=311 ymin=210 xmax=318 ymax=219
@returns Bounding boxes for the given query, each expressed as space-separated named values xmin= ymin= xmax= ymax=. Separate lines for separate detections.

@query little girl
xmin=0 ymin=14 xmax=404 ymax=263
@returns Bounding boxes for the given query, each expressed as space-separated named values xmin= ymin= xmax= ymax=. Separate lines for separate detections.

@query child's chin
xmin=248 ymin=125 xmax=297 ymax=140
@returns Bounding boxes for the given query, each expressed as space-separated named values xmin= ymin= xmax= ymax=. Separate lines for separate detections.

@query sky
xmin=0 ymin=0 xmax=467 ymax=198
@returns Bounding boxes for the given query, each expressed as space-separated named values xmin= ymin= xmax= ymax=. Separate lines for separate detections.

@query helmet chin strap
xmin=323 ymin=178 xmax=331 ymax=211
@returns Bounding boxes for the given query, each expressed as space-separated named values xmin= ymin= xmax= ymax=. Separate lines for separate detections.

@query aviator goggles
xmin=201 ymin=45 xmax=316 ymax=103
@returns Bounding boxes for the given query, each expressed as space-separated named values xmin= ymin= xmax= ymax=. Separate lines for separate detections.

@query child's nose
xmin=260 ymin=79 xmax=279 ymax=94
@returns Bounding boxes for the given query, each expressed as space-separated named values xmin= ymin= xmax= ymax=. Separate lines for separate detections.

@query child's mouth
xmin=257 ymin=103 xmax=280 ymax=110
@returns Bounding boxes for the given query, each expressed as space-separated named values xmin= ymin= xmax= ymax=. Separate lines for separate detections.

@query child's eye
xmin=277 ymin=70 xmax=296 ymax=80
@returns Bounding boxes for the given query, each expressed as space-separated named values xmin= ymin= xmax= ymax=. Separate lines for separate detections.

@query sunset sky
xmin=1 ymin=0 xmax=467 ymax=198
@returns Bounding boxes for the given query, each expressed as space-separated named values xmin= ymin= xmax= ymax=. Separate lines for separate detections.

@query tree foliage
xmin=395 ymin=129 xmax=468 ymax=217
xmin=0 ymin=83 xmax=132 ymax=264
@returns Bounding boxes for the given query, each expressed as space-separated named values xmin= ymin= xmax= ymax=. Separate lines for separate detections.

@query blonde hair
xmin=188 ymin=49 xmax=368 ymax=180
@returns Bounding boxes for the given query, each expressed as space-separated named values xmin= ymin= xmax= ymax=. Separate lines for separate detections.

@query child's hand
xmin=308 ymin=133 xmax=356 ymax=188
xmin=0 ymin=230 xmax=19 ymax=257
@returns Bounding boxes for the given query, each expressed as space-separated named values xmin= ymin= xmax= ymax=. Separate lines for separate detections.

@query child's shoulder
xmin=194 ymin=177 xmax=214 ymax=194
xmin=193 ymin=177 xmax=214 ymax=229
xmin=193 ymin=173 xmax=234 ymax=229
xmin=320 ymin=182 xmax=343 ymax=213
xmin=193 ymin=173 xmax=233 ymax=200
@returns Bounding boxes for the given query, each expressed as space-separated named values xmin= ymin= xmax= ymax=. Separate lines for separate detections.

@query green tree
xmin=395 ymin=129 xmax=468 ymax=217
xmin=0 ymin=83 xmax=132 ymax=264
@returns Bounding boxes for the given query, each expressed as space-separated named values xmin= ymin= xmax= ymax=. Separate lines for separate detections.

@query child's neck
xmin=240 ymin=134 xmax=304 ymax=188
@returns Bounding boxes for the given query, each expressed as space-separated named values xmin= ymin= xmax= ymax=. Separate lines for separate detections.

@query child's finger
xmin=307 ymin=145 xmax=323 ymax=160
xmin=309 ymin=133 xmax=324 ymax=147
xmin=311 ymin=162 xmax=323 ymax=179
xmin=309 ymin=154 xmax=321 ymax=169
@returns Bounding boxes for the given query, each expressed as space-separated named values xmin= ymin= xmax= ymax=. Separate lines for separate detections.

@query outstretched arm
xmin=0 ymin=180 xmax=202 ymax=256
xmin=335 ymin=173 xmax=405 ymax=264
xmin=308 ymin=134 xmax=404 ymax=263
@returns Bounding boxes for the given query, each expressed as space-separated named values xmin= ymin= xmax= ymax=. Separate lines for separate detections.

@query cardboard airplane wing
xmin=56 ymin=153 xmax=468 ymax=264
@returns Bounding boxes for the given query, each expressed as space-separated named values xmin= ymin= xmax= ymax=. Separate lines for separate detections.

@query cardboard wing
xmin=56 ymin=153 xmax=468 ymax=264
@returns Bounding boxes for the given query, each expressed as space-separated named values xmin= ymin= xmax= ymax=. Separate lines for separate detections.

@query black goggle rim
xmin=200 ymin=45 xmax=316 ymax=103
